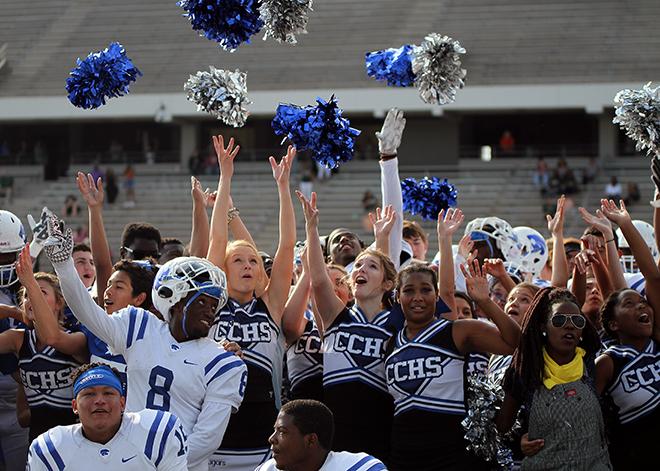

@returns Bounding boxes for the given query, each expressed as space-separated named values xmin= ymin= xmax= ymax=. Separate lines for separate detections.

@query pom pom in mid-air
xmin=260 ymin=0 xmax=313 ymax=44
xmin=65 ymin=42 xmax=142 ymax=110
xmin=365 ymin=44 xmax=415 ymax=87
xmin=613 ymin=82 xmax=660 ymax=157
xmin=401 ymin=176 xmax=458 ymax=221
xmin=272 ymin=96 xmax=361 ymax=169
xmin=178 ymin=0 xmax=263 ymax=51
xmin=184 ymin=66 xmax=251 ymax=127
xmin=412 ymin=33 xmax=467 ymax=105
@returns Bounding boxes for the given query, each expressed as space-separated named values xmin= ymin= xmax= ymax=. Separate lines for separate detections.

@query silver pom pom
xmin=260 ymin=0 xmax=313 ymax=44
xmin=613 ymin=82 xmax=660 ymax=157
xmin=184 ymin=66 xmax=251 ymax=128
xmin=412 ymin=33 xmax=467 ymax=105
xmin=462 ymin=374 xmax=516 ymax=470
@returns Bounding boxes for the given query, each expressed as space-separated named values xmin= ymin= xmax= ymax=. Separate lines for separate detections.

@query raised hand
xmin=600 ymin=198 xmax=631 ymax=227
xmin=483 ymin=258 xmax=507 ymax=279
xmin=76 ymin=172 xmax=104 ymax=208
xmin=212 ymin=135 xmax=240 ymax=178
xmin=369 ymin=205 xmax=396 ymax=241
xmin=43 ymin=213 xmax=73 ymax=264
xmin=546 ymin=195 xmax=565 ymax=236
xmin=191 ymin=176 xmax=217 ymax=208
xmin=376 ymin=108 xmax=406 ymax=156
xmin=295 ymin=191 xmax=319 ymax=228
xmin=578 ymin=206 xmax=614 ymax=239
xmin=457 ymin=233 xmax=475 ymax=259
xmin=460 ymin=258 xmax=489 ymax=303
xmin=27 ymin=206 xmax=52 ymax=258
xmin=574 ymin=248 xmax=599 ymax=274
xmin=270 ymin=145 xmax=296 ymax=187
xmin=437 ymin=208 xmax=464 ymax=239
xmin=15 ymin=246 xmax=37 ymax=289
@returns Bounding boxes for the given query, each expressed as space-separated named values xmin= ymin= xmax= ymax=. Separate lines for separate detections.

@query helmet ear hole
xmin=158 ymin=286 xmax=173 ymax=299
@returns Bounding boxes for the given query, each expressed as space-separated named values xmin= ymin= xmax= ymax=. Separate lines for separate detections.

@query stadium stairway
xmin=4 ymin=157 xmax=654 ymax=262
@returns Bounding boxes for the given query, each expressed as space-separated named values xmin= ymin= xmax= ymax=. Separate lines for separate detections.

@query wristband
xmin=605 ymin=238 xmax=615 ymax=244
xmin=227 ymin=207 xmax=240 ymax=223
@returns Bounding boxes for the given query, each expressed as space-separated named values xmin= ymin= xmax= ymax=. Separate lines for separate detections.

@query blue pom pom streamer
xmin=65 ymin=42 xmax=142 ymax=110
xmin=178 ymin=0 xmax=263 ymax=51
xmin=401 ymin=176 xmax=458 ymax=220
xmin=272 ymin=96 xmax=361 ymax=169
xmin=365 ymin=44 xmax=415 ymax=87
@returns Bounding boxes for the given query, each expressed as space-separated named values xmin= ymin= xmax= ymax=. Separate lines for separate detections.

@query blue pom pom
xmin=178 ymin=0 xmax=263 ymax=51
xmin=401 ymin=177 xmax=458 ymax=220
xmin=65 ymin=42 xmax=142 ymax=110
xmin=365 ymin=44 xmax=415 ymax=87
xmin=272 ymin=96 xmax=361 ymax=169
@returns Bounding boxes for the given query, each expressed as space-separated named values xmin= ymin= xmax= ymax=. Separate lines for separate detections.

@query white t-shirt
xmin=255 ymin=450 xmax=386 ymax=471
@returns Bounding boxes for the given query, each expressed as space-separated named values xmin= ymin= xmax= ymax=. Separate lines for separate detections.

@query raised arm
xmin=370 ymin=205 xmax=396 ymax=256
xmin=482 ymin=258 xmax=516 ymax=294
xmin=650 ymin=157 xmax=660 ymax=264
xmin=189 ymin=176 xmax=211 ymax=258
xmin=264 ymin=146 xmax=297 ymax=323
xmin=207 ymin=136 xmax=240 ymax=270
xmin=547 ymin=195 xmax=569 ymax=287
xmin=15 ymin=247 xmax=87 ymax=357
xmin=376 ymin=109 xmax=406 ymax=270
xmin=281 ymin=266 xmax=312 ymax=345
xmin=77 ymin=172 xmax=112 ymax=306
xmin=437 ymin=208 xmax=464 ymax=320
xmin=296 ymin=191 xmax=345 ymax=333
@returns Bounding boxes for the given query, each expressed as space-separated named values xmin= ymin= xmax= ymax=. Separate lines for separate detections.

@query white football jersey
xmin=255 ymin=451 xmax=386 ymax=471
xmin=27 ymin=409 xmax=187 ymax=470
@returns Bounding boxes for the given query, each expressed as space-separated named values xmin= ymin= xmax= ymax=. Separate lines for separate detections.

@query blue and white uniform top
xmin=286 ymin=310 xmax=323 ymax=392
xmin=385 ymin=318 xmax=466 ymax=417
xmin=80 ymin=325 xmax=127 ymax=386
xmin=255 ymin=451 xmax=386 ymax=471
xmin=323 ymin=305 xmax=403 ymax=394
xmin=18 ymin=329 xmax=81 ymax=410
xmin=604 ymin=339 xmax=660 ymax=425
xmin=487 ymin=354 xmax=512 ymax=386
xmin=27 ymin=409 xmax=188 ymax=471
xmin=624 ymin=272 xmax=646 ymax=296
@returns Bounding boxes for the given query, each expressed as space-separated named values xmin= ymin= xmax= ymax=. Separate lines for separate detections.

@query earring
xmin=579 ymin=336 xmax=583 ymax=341
xmin=542 ymin=331 xmax=547 ymax=337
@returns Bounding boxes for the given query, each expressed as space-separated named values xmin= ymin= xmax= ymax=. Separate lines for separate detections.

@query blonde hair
xmin=225 ymin=240 xmax=268 ymax=290
xmin=19 ymin=272 xmax=65 ymax=323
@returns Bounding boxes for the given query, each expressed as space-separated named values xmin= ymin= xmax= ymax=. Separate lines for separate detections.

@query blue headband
xmin=73 ymin=366 xmax=124 ymax=397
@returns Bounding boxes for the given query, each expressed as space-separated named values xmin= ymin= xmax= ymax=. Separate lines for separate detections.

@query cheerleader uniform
xmin=322 ymin=305 xmax=403 ymax=462
xmin=18 ymin=329 xmax=82 ymax=441
xmin=208 ymin=297 xmax=282 ymax=470
xmin=385 ymin=318 xmax=487 ymax=470
xmin=602 ymin=340 xmax=660 ymax=469
xmin=286 ymin=310 xmax=323 ymax=402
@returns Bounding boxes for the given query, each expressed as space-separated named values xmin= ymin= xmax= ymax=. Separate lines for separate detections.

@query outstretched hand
xmin=212 ymin=135 xmax=240 ymax=178
xmin=43 ymin=213 xmax=73 ymax=264
xmin=295 ymin=191 xmax=319 ymax=228
xmin=460 ymin=258 xmax=489 ymax=303
xmin=191 ymin=176 xmax=217 ymax=208
xmin=76 ymin=172 xmax=104 ymax=208
xmin=600 ymin=199 xmax=631 ymax=227
xmin=376 ymin=108 xmax=406 ymax=156
xmin=483 ymin=258 xmax=507 ymax=279
xmin=270 ymin=145 xmax=296 ymax=186
xmin=369 ymin=205 xmax=396 ymax=241
xmin=578 ymin=206 xmax=613 ymax=239
xmin=437 ymin=208 xmax=464 ymax=238
xmin=457 ymin=233 xmax=475 ymax=259
xmin=15 ymin=246 xmax=37 ymax=289
xmin=546 ymin=195 xmax=565 ymax=236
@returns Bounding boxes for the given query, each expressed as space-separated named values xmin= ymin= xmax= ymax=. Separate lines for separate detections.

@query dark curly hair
xmin=510 ymin=287 xmax=601 ymax=393
xmin=600 ymin=288 xmax=639 ymax=340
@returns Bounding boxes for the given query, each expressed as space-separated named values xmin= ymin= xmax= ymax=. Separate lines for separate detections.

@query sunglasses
xmin=122 ymin=246 xmax=161 ymax=260
xmin=550 ymin=313 xmax=586 ymax=329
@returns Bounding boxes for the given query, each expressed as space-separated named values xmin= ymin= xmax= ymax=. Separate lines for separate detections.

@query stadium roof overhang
xmin=0 ymin=82 xmax=636 ymax=122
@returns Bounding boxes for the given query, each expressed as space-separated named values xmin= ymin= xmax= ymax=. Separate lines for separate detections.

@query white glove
xmin=43 ymin=214 xmax=73 ymax=264
xmin=376 ymin=108 xmax=406 ymax=155
xmin=27 ymin=207 xmax=53 ymax=258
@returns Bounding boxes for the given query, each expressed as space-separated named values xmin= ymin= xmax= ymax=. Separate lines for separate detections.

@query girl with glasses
xmin=496 ymin=288 xmax=610 ymax=470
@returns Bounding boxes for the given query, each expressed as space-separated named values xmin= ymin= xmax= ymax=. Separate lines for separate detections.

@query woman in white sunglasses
xmin=496 ymin=288 xmax=611 ymax=470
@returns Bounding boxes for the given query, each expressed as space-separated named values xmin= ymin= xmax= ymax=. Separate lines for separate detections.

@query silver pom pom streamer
xmin=260 ymin=0 xmax=313 ymax=44
xmin=613 ymin=82 xmax=660 ymax=157
xmin=412 ymin=33 xmax=467 ymax=105
xmin=184 ymin=66 xmax=251 ymax=128
xmin=462 ymin=374 xmax=515 ymax=470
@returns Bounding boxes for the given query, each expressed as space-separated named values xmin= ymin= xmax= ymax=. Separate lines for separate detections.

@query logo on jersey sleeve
xmin=386 ymin=345 xmax=454 ymax=392
xmin=324 ymin=325 xmax=390 ymax=369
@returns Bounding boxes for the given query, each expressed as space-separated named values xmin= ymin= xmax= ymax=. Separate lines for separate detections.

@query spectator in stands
xmin=104 ymin=168 xmax=118 ymax=205
xmin=159 ymin=237 xmax=186 ymax=264
xmin=582 ymin=156 xmax=600 ymax=185
xmin=624 ymin=182 xmax=641 ymax=206
xmin=62 ymin=195 xmax=80 ymax=218
xmin=532 ymin=156 xmax=550 ymax=194
xmin=72 ymin=225 xmax=88 ymax=245
xmin=499 ymin=130 xmax=515 ymax=154
xmin=122 ymin=164 xmax=136 ymax=208
xmin=550 ymin=158 xmax=578 ymax=195
xmin=402 ymin=220 xmax=428 ymax=261
xmin=605 ymin=176 xmax=622 ymax=201
xmin=119 ymin=223 xmax=162 ymax=262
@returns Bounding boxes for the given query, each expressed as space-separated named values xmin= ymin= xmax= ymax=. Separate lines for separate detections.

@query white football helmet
xmin=152 ymin=257 xmax=228 ymax=321
xmin=0 ymin=210 xmax=27 ymax=287
xmin=465 ymin=217 xmax=522 ymax=263
xmin=616 ymin=220 xmax=659 ymax=273
xmin=513 ymin=226 xmax=549 ymax=278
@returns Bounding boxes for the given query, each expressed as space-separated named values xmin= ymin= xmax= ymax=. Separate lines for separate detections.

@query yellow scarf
xmin=542 ymin=347 xmax=585 ymax=390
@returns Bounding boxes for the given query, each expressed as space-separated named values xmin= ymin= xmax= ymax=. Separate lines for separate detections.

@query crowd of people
xmin=0 ymin=109 xmax=659 ymax=471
